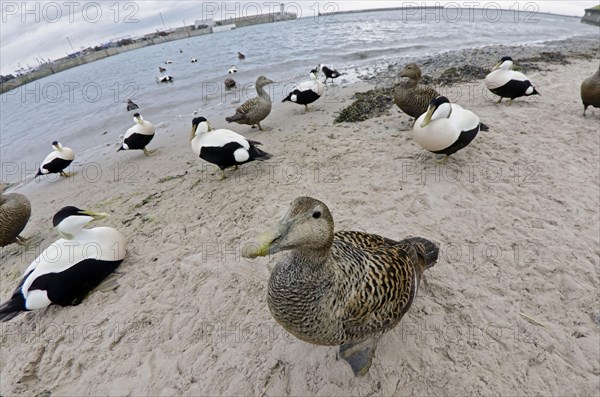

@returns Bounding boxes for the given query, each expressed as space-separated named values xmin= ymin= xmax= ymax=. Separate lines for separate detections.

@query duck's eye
xmin=312 ymin=211 xmax=321 ymax=219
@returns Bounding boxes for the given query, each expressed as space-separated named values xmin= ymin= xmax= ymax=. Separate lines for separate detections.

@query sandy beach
xmin=1 ymin=38 xmax=599 ymax=396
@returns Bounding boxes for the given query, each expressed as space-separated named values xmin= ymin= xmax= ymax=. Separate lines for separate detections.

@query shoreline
xmin=1 ymin=35 xmax=599 ymax=395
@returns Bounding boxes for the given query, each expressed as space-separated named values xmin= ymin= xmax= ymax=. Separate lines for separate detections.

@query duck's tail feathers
xmin=248 ymin=144 xmax=272 ymax=161
xmin=404 ymin=237 xmax=439 ymax=270
xmin=480 ymin=122 xmax=490 ymax=131
xmin=0 ymin=298 xmax=24 ymax=322
xmin=225 ymin=113 xmax=243 ymax=123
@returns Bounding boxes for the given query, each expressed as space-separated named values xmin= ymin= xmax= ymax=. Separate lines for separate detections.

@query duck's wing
xmin=235 ymin=97 xmax=261 ymax=115
xmin=335 ymin=231 xmax=401 ymax=249
xmin=331 ymin=240 xmax=422 ymax=337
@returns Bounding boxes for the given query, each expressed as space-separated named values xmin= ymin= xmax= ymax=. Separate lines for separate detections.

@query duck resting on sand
xmin=243 ymin=196 xmax=439 ymax=376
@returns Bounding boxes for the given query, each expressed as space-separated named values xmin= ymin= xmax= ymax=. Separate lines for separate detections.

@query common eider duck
xmin=190 ymin=117 xmax=272 ymax=180
xmin=190 ymin=58 xmax=198 ymax=63
xmin=318 ymin=64 xmax=344 ymax=83
xmin=394 ymin=63 xmax=439 ymax=118
xmin=225 ymin=76 xmax=274 ymax=130
xmin=36 ymin=141 xmax=75 ymax=178
xmin=413 ymin=96 xmax=487 ymax=162
xmin=0 ymin=190 xmax=31 ymax=247
xmin=484 ymin=56 xmax=539 ymax=104
xmin=238 ymin=52 xmax=246 ymax=60
xmin=224 ymin=78 xmax=237 ymax=90
xmin=156 ymin=75 xmax=174 ymax=83
xmin=581 ymin=66 xmax=600 ymax=116
xmin=158 ymin=66 xmax=167 ymax=73
xmin=282 ymin=69 xmax=326 ymax=111
xmin=228 ymin=65 xmax=238 ymax=74
xmin=0 ymin=206 xmax=126 ymax=322
xmin=243 ymin=196 xmax=439 ymax=376
xmin=165 ymin=60 xmax=173 ymax=64
xmin=126 ymin=99 xmax=139 ymax=111
xmin=118 ymin=113 xmax=157 ymax=156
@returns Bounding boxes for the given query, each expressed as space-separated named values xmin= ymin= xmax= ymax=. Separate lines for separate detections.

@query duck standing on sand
xmin=581 ymin=66 xmax=600 ymax=116
xmin=118 ymin=113 xmax=157 ymax=156
xmin=0 ymin=206 xmax=126 ymax=322
xmin=484 ymin=56 xmax=539 ymax=104
xmin=0 ymin=190 xmax=31 ymax=247
xmin=282 ymin=69 xmax=325 ymax=111
xmin=190 ymin=117 xmax=272 ymax=180
xmin=36 ymin=141 xmax=75 ymax=178
xmin=318 ymin=64 xmax=344 ymax=83
xmin=126 ymin=99 xmax=139 ymax=111
xmin=225 ymin=76 xmax=274 ymax=131
xmin=413 ymin=96 xmax=487 ymax=162
xmin=243 ymin=196 xmax=439 ymax=376
xmin=394 ymin=63 xmax=439 ymax=119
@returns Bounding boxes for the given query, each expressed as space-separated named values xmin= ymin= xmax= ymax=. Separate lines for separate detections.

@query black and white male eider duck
xmin=156 ymin=75 xmax=174 ymax=83
xmin=190 ymin=117 xmax=272 ymax=180
xmin=165 ymin=60 xmax=173 ymax=64
xmin=318 ymin=64 xmax=344 ymax=84
xmin=413 ymin=96 xmax=488 ymax=162
xmin=225 ymin=75 xmax=274 ymax=131
xmin=0 ymin=206 xmax=126 ymax=322
xmin=118 ymin=113 xmax=157 ymax=156
xmin=228 ymin=65 xmax=238 ymax=74
xmin=36 ymin=141 xmax=75 ymax=178
xmin=282 ymin=69 xmax=326 ymax=111
xmin=190 ymin=58 xmax=198 ymax=63
xmin=126 ymin=99 xmax=139 ymax=111
xmin=484 ymin=56 xmax=539 ymax=104
xmin=581 ymin=66 xmax=600 ymax=116
xmin=0 ymin=189 xmax=31 ymax=247
xmin=243 ymin=196 xmax=439 ymax=376
xmin=238 ymin=52 xmax=246 ymax=60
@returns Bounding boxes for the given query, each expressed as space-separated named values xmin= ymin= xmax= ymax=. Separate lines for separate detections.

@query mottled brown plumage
xmin=581 ymin=66 xmax=600 ymax=116
xmin=225 ymin=76 xmax=273 ymax=130
xmin=244 ymin=197 xmax=438 ymax=376
xmin=394 ymin=63 xmax=439 ymax=119
xmin=224 ymin=78 xmax=236 ymax=89
xmin=0 ymin=191 xmax=31 ymax=247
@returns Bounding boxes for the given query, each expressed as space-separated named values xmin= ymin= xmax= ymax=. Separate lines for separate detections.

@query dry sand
xmin=1 ymin=55 xmax=599 ymax=396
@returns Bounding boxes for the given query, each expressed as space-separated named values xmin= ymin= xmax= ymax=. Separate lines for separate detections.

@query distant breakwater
xmin=0 ymin=12 xmax=296 ymax=95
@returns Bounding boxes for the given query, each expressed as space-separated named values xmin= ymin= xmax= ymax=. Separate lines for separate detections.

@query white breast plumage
xmin=191 ymin=128 xmax=250 ymax=156
xmin=485 ymin=69 xmax=529 ymax=90
xmin=413 ymin=104 xmax=479 ymax=152
xmin=125 ymin=120 xmax=155 ymax=138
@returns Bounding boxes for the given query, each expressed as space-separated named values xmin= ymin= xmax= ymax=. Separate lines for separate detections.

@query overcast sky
xmin=0 ymin=1 xmax=598 ymax=75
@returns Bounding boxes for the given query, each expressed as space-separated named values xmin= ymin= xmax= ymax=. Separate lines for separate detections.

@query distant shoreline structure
xmin=316 ymin=6 xmax=580 ymax=19
xmin=0 ymin=6 xmax=586 ymax=94
xmin=0 ymin=10 xmax=296 ymax=95
xmin=580 ymin=5 xmax=600 ymax=26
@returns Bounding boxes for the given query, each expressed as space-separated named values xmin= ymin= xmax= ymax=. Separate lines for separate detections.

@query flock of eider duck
xmin=0 ymin=51 xmax=599 ymax=377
